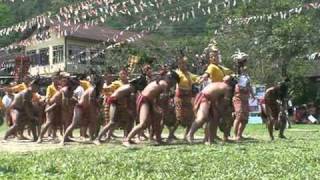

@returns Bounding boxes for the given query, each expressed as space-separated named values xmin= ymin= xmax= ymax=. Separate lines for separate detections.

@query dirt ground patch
xmin=0 ymin=139 xmax=63 ymax=153
xmin=0 ymin=132 xmax=192 ymax=153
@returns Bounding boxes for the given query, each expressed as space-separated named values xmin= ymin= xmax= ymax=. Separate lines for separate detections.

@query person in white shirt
xmin=2 ymin=92 xmax=14 ymax=109
xmin=73 ymin=85 xmax=85 ymax=101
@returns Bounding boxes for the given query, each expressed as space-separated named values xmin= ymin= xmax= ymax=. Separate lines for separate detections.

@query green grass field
xmin=0 ymin=124 xmax=320 ymax=179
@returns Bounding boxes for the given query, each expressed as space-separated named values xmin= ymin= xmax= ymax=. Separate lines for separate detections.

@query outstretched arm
xmin=198 ymin=73 xmax=209 ymax=84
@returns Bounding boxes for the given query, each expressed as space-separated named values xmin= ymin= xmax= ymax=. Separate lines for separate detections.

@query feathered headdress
xmin=231 ymin=49 xmax=248 ymax=63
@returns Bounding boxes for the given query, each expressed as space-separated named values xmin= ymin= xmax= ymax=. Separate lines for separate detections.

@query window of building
xmin=39 ymin=48 xmax=49 ymax=66
xmin=68 ymin=45 xmax=86 ymax=64
xmin=26 ymin=50 xmax=37 ymax=67
xmin=89 ymin=48 xmax=105 ymax=65
xmin=53 ymin=46 xmax=64 ymax=64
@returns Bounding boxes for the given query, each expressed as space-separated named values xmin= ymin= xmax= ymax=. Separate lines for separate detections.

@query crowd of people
xmin=0 ymin=41 xmax=290 ymax=146
xmin=293 ymin=102 xmax=320 ymax=124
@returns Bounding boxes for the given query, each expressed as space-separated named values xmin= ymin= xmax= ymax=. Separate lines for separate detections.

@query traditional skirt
xmin=174 ymin=89 xmax=194 ymax=127
xmin=105 ymin=96 xmax=131 ymax=128
xmin=232 ymin=96 xmax=250 ymax=123
xmin=104 ymin=102 xmax=110 ymax=125
xmin=218 ymin=106 xmax=234 ymax=133
xmin=159 ymin=94 xmax=176 ymax=127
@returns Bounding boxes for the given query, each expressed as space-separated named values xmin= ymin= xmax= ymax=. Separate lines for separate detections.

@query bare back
xmin=201 ymin=82 xmax=231 ymax=101
xmin=141 ymin=80 xmax=167 ymax=100
xmin=78 ymin=87 xmax=95 ymax=107
xmin=11 ymin=90 xmax=32 ymax=110
xmin=111 ymin=84 xmax=134 ymax=98
xmin=265 ymin=87 xmax=278 ymax=100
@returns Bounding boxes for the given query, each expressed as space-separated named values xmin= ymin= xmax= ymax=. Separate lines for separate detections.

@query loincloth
xmin=114 ymin=105 xmax=132 ymax=128
xmin=136 ymin=94 xmax=153 ymax=115
xmin=105 ymin=96 xmax=132 ymax=128
xmin=193 ymin=92 xmax=211 ymax=112
xmin=107 ymin=96 xmax=118 ymax=105
xmin=193 ymin=92 xmax=219 ymax=120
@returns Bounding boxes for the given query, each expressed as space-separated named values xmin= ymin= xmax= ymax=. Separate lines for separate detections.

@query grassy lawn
xmin=0 ymin=124 xmax=319 ymax=179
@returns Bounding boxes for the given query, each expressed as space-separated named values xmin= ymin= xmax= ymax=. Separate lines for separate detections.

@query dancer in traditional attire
xmin=61 ymin=76 xmax=104 ymax=145
xmin=3 ymin=78 xmax=41 ymax=142
xmin=187 ymin=76 xmax=237 ymax=145
xmin=37 ymin=77 xmax=78 ymax=143
xmin=94 ymin=74 xmax=148 ymax=144
xmin=174 ymin=56 xmax=199 ymax=140
xmin=123 ymin=71 xmax=180 ymax=146
xmin=261 ymin=79 xmax=289 ymax=140
xmin=232 ymin=51 xmax=255 ymax=141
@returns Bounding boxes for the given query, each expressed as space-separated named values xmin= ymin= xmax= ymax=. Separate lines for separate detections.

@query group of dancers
xmin=0 ymin=41 xmax=290 ymax=146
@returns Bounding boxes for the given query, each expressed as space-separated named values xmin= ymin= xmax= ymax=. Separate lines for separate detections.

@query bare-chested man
xmin=60 ymin=76 xmax=104 ymax=145
xmin=37 ymin=77 xmax=78 ymax=143
xmin=3 ymin=78 xmax=40 ymax=142
xmin=123 ymin=71 xmax=180 ymax=146
xmin=94 ymin=74 xmax=148 ymax=144
xmin=187 ymin=76 xmax=237 ymax=145
xmin=261 ymin=80 xmax=289 ymax=140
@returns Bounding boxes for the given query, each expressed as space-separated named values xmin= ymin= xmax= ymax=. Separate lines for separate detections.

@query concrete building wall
xmin=27 ymin=32 xmax=66 ymax=76
xmin=27 ymin=32 xmax=104 ymax=75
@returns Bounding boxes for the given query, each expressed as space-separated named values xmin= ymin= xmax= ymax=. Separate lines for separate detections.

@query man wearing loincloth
xmin=61 ymin=75 xmax=104 ymax=145
xmin=94 ymin=74 xmax=148 ymax=144
xmin=3 ymin=78 xmax=41 ymax=142
xmin=261 ymin=79 xmax=289 ymax=140
xmin=187 ymin=76 xmax=237 ymax=145
xmin=37 ymin=77 xmax=78 ymax=143
xmin=123 ymin=71 xmax=180 ymax=146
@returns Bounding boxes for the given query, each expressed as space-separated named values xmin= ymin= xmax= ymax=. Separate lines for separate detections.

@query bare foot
xmin=234 ymin=136 xmax=242 ymax=142
xmin=204 ymin=141 xmax=213 ymax=145
xmin=138 ymin=133 xmax=148 ymax=141
xmin=93 ymin=140 xmax=102 ymax=145
xmin=122 ymin=141 xmax=131 ymax=147
xmin=122 ymin=140 xmax=136 ymax=147
xmin=111 ymin=133 xmax=119 ymax=139
xmin=186 ymin=135 xmax=193 ymax=144
xmin=223 ymin=136 xmax=233 ymax=142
